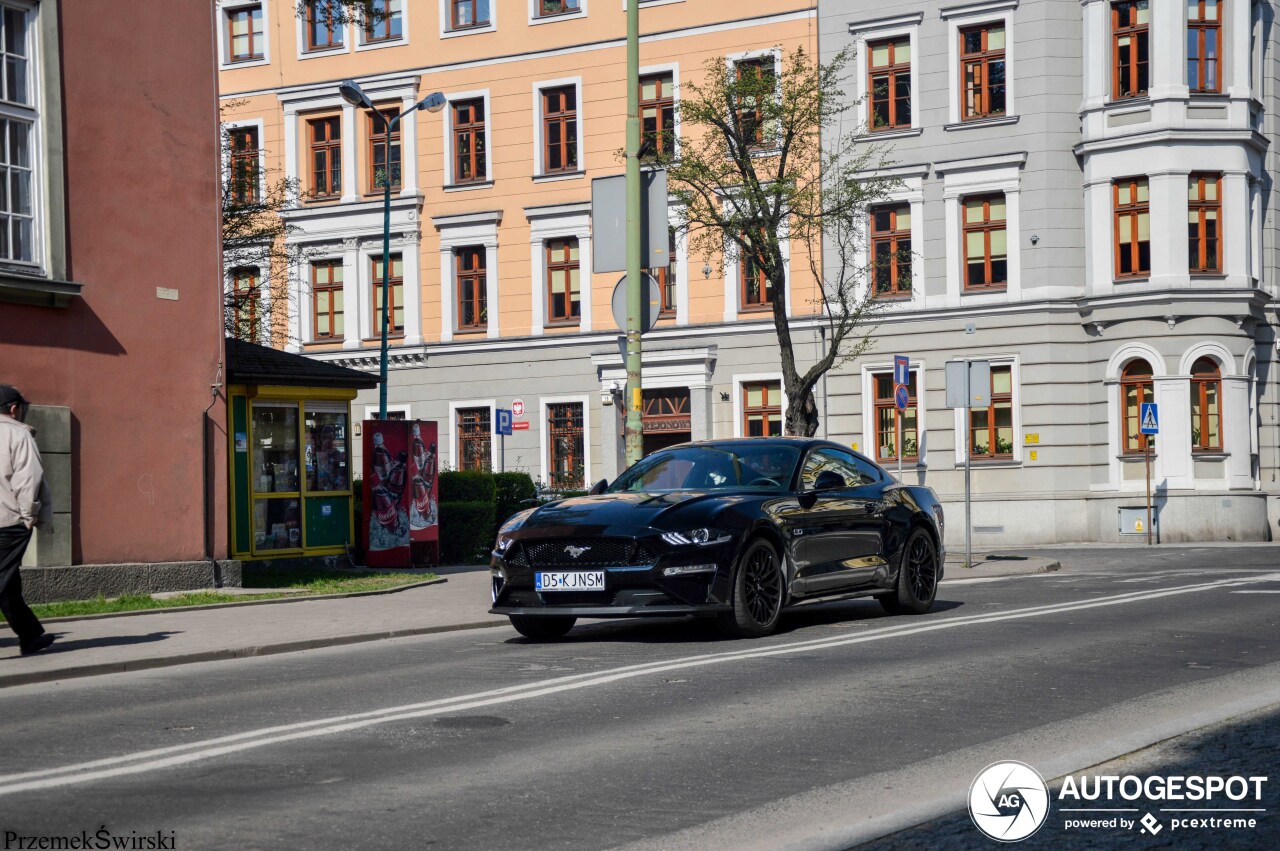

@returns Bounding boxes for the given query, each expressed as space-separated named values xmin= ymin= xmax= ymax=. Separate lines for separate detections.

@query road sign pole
xmin=501 ymin=432 xmax=505 ymax=474
xmin=897 ymin=412 xmax=903 ymax=481
xmin=1145 ymin=435 xmax=1152 ymax=546
xmin=964 ymin=359 xmax=972 ymax=570
xmin=623 ymin=0 xmax=643 ymax=468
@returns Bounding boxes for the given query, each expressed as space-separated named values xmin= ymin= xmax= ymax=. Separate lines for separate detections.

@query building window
xmin=868 ymin=37 xmax=911 ymax=131
xmin=304 ymin=0 xmax=344 ymax=51
xmin=640 ymin=73 xmax=675 ymax=159
xmin=363 ymin=0 xmax=403 ymax=43
xmin=547 ymin=403 xmax=585 ymax=490
xmin=367 ymin=109 xmax=401 ymax=192
xmin=1121 ymin=358 xmax=1154 ymax=454
xmin=650 ymin=227 xmax=676 ymax=316
xmin=1188 ymin=0 xmax=1221 ymax=93
xmin=371 ymin=254 xmax=404 ymax=337
xmin=450 ymin=0 xmax=490 ymax=31
xmin=228 ymin=127 xmax=260 ymax=204
xmin=1113 ymin=177 xmax=1150 ymax=279
xmin=962 ymin=194 xmax=1007 ymax=289
xmin=231 ymin=268 xmax=260 ymax=341
xmin=541 ymin=86 xmax=578 ymax=173
xmin=226 ymin=4 xmax=265 ymax=62
xmin=308 ymin=117 xmax=342 ymax=199
xmin=0 ymin=4 xmax=35 ymax=265
xmin=452 ymin=99 xmax=487 ymax=183
xmin=1188 ymin=172 xmax=1222 ymax=274
xmin=871 ymin=204 xmax=912 ymax=297
xmin=1190 ymin=357 xmax=1222 ymax=452
xmin=312 ymin=260 xmax=344 ymax=340
xmin=546 ymin=238 xmax=581 ymax=323
xmin=740 ymin=250 xmax=772 ymax=309
xmin=960 ymin=23 xmax=1006 ymax=120
xmin=456 ymin=407 xmax=491 ymax=472
xmin=536 ymin=0 xmax=581 ymax=18
xmin=1112 ymin=0 xmax=1150 ymax=99
xmin=874 ymin=372 xmax=918 ymax=463
xmin=456 ymin=246 xmax=487 ymax=330
xmin=743 ymin=381 xmax=783 ymax=437
xmin=734 ymin=57 xmax=775 ymax=149
xmin=969 ymin=365 xmax=1013 ymax=459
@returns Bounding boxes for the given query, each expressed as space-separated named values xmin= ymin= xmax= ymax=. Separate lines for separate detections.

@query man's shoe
xmin=19 ymin=634 xmax=55 ymax=656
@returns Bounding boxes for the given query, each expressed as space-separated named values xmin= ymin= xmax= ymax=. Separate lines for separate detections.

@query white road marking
xmin=1230 ymin=590 xmax=1280 ymax=594
xmin=1 ymin=571 xmax=1277 ymax=797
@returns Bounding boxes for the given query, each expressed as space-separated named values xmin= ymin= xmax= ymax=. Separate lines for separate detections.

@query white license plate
xmin=536 ymin=571 xmax=606 ymax=592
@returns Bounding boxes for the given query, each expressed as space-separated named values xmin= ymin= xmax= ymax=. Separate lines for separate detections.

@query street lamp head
xmin=416 ymin=91 xmax=447 ymax=113
xmin=338 ymin=79 xmax=373 ymax=109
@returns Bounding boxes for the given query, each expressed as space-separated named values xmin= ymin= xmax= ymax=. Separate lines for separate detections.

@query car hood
xmin=517 ymin=491 xmax=737 ymax=532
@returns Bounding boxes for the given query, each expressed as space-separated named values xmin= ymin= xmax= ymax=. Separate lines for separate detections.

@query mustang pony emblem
xmin=564 ymin=545 xmax=591 ymax=559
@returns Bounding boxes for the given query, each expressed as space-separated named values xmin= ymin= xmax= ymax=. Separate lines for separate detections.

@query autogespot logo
xmin=969 ymin=761 xmax=1051 ymax=842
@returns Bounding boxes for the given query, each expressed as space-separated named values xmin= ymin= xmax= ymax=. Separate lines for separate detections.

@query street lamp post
xmin=339 ymin=80 xmax=446 ymax=420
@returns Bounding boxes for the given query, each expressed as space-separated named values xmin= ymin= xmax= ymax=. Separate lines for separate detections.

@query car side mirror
xmin=813 ymin=470 xmax=846 ymax=491
xmin=588 ymin=478 xmax=609 ymax=495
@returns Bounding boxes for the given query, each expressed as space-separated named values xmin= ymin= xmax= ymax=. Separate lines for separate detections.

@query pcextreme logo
xmin=969 ymin=761 xmax=1051 ymax=842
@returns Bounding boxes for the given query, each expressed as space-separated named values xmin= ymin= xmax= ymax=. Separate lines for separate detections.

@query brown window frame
xmin=1188 ymin=172 xmax=1222 ymax=274
xmin=541 ymin=86 xmax=578 ymax=174
xmin=455 ymin=246 xmax=487 ymax=331
xmin=228 ymin=127 xmax=260 ymax=205
xmin=1121 ymin=359 xmax=1155 ymax=455
xmin=452 ymin=99 xmax=487 ymax=184
xmin=370 ymin=254 xmax=404 ymax=338
xmin=871 ymin=203 xmax=912 ymax=297
xmin=740 ymin=250 xmax=773 ymax=310
xmin=960 ymin=23 xmax=1006 ymax=120
xmin=231 ymin=268 xmax=260 ymax=341
xmin=545 ymin=237 xmax=581 ymax=324
xmin=535 ymin=0 xmax=582 ymax=19
xmin=1190 ymin=357 xmax=1223 ymax=453
xmin=874 ymin=372 xmax=919 ymax=463
xmin=226 ymin=4 xmax=264 ymax=63
xmin=1188 ymin=0 xmax=1222 ymax=93
xmin=1111 ymin=0 xmax=1150 ymax=100
xmin=362 ymin=0 xmax=403 ymax=43
xmin=308 ymin=116 xmax=342 ymax=200
xmin=456 ymin=407 xmax=492 ymax=473
xmin=649 ymin=227 xmax=677 ymax=317
xmin=868 ymin=37 xmax=911 ymax=131
xmin=1113 ymin=176 xmax=1150 ymax=279
xmin=968 ymin=365 xmax=1014 ymax=460
xmin=366 ymin=109 xmax=401 ymax=194
xmin=304 ymin=0 xmax=344 ymax=51
xmin=547 ymin=402 xmax=586 ymax=490
xmin=639 ymin=72 xmax=675 ymax=159
xmin=311 ymin=260 xmax=344 ymax=340
xmin=962 ymin=193 xmax=1008 ymax=290
xmin=449 ymin=0 xmax=490 ymax=31
xmin=742 ymin=381 xmax=783 ymax=437
xmin=734 ymin=57 xmax=775 ymax=150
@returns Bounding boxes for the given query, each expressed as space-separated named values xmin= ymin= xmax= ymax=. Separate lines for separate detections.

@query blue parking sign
xmin=1140 ymin=402 xmax=1159 ymax=435
xmin=496 ymin=409 xmax=513 ymax=436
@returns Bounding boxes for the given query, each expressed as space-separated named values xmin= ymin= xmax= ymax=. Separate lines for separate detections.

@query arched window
xmin=1191 ymin=357 xmax=1222 ymax=452
xmin=1121 ymin=358 xmax=1154 ymax=454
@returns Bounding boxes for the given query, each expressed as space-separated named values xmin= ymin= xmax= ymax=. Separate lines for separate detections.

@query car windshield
xmin=608 ymin=444 xmax=801 ymax=493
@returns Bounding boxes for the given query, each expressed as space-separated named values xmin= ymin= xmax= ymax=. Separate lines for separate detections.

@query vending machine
xmin=362 ymin=420 xmax=439 ymax=567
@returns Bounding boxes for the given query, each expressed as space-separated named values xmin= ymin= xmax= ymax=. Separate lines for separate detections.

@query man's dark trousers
xmin=0 ymin=523 xmax=45 ymax=646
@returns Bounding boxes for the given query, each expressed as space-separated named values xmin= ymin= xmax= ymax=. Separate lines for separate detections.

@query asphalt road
xmin=0 ymin=547 xmax=1277 ymax=850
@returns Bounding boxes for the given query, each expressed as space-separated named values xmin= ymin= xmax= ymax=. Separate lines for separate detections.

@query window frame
xmin=225 ymin=3 xmax=265 ymax=63
xmin=873 ymin=371 xmax=919 ymax=464
xmin=871 ymin=203 xmax=912 ymax=298
xmin=361 ymin=0 xmax=404 ymax=44
xmin=731 ymin=55 xmax=777 ymax=152
xmin=533 ymin=0 xmax=583 ymax=21
xmin=545 ymin=237 xmax=581 ymax=324
xmin=451 ymin=98 xmax=487 ymax=185
xmin=546 ymin=401 xmax=586 ymax=490
xmin=1188 ymin=172 xmax=1222 ymax=274
xmin=0 ymin=0 xmax=39 ymax=271
xmin=230 ymin=267 xmax=261 ymax=341
xmin=650 ymin=226 xmax=677 ymax=317
xmin=959 ymin=22 xmax=1006 ymax=121
xmin=1120 ymin=358 xmax=1155 ymax=455
xmin=1190 ymin=356 xmax=1223 ymax=453
xmin=369 ymin=253 xmax=405 ymax=339
xmin=639 ymin=72 xmax=676 ymax=160
xmin=310 ymin=259 xmax=344 ymax=341
xmin=1187 ymin=0 xmax=1222 ymax=94
xmin=1113 ymin=176 xmax=1150 ymax=280
xmin=455 ymin=406 xmax=493 ymax=473
xmin=867 ymin=36 xmax=912 ymax=132
xmin=303 ymin=0 xmax=345 ymax=52
xmin=1111 ymin=0 xmax=1151 ymax=100
xmin=307 ymin=115 xmax=343 ymax=200
xmin=540 ymin=85 xmax=579 ymax=175
xmin=227 ymin=126 xmax=261 ymax=205
xmin=366 ymin=108 xmax=401 ymax=194
xmin=741 ymin=380 xmax=783 ymax=437
xmin=455 ymin=245 xmax=487 ymax=331
xmin=961 ymin=193 xmax=1008 ymax=290
xmin=739 ymin=242 xmax=773 ymax=311
xmin=449 ymin=0 xmax=490 ymax=32
xmin=968 ymin=364 xmax=1015 ymax=460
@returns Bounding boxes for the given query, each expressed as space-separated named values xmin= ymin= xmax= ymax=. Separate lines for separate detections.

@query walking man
xmin=0 ymin=384 xmax=55 ymax=655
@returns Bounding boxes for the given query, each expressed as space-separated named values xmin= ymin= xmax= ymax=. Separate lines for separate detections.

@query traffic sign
xmin=1140 ymin=402 xmax=1159 ymax=435
xmin=495 ymin=409 xmax=513 ymax=436
xmin=610 ymin=273 xmax=662 ymax=334
xmin=893 ymin=355 xmax=910 ymax=387
xmin=945 ymin=360 xmax=992 ymax=409
xmin=894 ymin=384 xmax=910 ymax=412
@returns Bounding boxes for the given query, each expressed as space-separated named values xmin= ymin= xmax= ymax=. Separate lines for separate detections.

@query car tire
xmin=509 ymin=614 xmax=577 ymax=641
xmin=879 ymin=528 xmax=939 ymax=615
xmin=716 ymin=538 xmax=785 ymax=638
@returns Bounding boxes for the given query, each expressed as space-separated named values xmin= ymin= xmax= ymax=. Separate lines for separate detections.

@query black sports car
xmin=489 ymin=438 xmax=945 ymax=639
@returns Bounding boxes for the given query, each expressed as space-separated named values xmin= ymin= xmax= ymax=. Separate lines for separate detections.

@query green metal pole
xmin=623 ymin=0 xmax=643 ymax=467
xmin=378 ymin=113 xmax=399 ymax=420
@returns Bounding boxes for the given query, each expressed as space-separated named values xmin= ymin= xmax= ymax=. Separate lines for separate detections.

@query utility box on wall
xmin=1118 ymin=506 xmax=1157 ymax=538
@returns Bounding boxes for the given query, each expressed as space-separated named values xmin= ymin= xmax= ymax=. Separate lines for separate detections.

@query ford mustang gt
xmin=489 ymin=438 xmax=945 ymax=639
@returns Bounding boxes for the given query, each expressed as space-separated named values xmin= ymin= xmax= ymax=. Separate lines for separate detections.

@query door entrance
xmin=642 ymin=388 xmax=691 ymax=456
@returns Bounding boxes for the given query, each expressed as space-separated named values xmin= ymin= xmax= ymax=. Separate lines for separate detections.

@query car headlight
xmin=661 ymin=528 xmax=732 ymax=547
xmin=495 ymin=508 xmax=536 ymax=553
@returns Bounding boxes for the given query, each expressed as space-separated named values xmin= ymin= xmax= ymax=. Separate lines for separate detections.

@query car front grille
xmin=515 ymin=538 xmax=656 ymax=569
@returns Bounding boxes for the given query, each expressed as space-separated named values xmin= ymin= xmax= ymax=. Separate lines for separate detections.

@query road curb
xmin=0 ymin=616 xmax=507 ymax=689
xmin=36 ymin=577 xmax=449 ymax=625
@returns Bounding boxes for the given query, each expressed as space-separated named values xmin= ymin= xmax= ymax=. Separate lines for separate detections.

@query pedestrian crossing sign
xmin=1140 ymin=402 xmax=1159 ymax=435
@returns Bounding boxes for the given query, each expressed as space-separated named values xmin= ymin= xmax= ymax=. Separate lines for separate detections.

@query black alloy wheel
xmin=509 ymin=614 xmax=577 ymax=641
xmin=879 ymin=528 xmax=939 ymax=615
xmin=717 ymin=538 xmax=785 ymax=638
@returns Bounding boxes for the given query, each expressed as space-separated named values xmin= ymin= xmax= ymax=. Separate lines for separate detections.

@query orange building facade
xmin=218 ymin=0 xmax=820 ymax=487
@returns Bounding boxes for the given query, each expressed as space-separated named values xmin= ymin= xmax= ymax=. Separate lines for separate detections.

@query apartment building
xmin=818 ymin=0 xmax=1280 ymax=542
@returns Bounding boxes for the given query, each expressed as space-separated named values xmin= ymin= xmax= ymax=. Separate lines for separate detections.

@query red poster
xmin=407 ymin=420 xmax=439 ymax=546
xmin=363 ymin=420 xmax=410 ymax=567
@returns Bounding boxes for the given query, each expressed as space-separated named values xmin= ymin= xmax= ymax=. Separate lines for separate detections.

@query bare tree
xmin=661 ymin=47 xmax=901 ymax=436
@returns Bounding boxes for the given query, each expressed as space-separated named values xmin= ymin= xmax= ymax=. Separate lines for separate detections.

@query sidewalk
xmin=0 ymin=556 xmax=1058 ymax=689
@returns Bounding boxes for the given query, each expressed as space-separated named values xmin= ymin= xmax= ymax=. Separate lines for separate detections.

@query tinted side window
xmin=801 ymin=448 xmax=878 ymax=489
xmin=850 ymin=453 xmax=884 ymax=485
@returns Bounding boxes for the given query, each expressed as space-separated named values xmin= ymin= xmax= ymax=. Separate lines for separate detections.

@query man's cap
xmin=0 ymin=385 xmax=26 ymax=407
